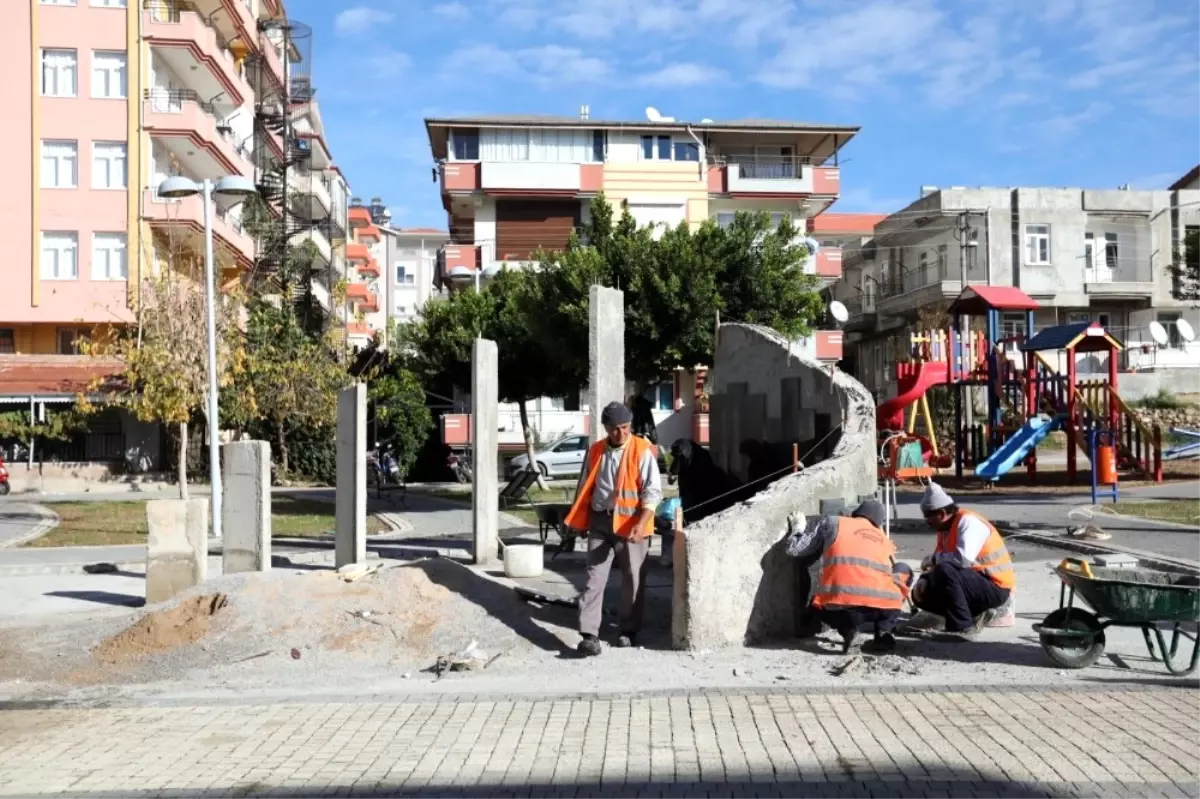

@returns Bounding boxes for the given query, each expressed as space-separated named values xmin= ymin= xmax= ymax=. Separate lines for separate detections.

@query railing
xmin=707 ymin=153 xmax=814 ymax=180
xmin=1077 ymin=381 xmax=1162 ymax=479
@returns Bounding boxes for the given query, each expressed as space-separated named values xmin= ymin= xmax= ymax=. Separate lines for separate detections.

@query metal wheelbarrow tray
xmin=1033 ymin=558 xmax=1200 ymax=674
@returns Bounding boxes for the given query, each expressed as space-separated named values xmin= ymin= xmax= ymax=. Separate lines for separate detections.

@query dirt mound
xmin=93 ymin=593 xmax=229 ymax=663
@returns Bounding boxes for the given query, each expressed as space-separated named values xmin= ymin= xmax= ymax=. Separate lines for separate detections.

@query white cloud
xmin=432 ymin=2 xmax=471 ymax=20
xmin=335 ymin=6 xmax=395 ymax=36
xmin=1042 ymin=102 xmax=1110 ymax=138
xmin=442 ymin=44 xmax=611 ymax=87
xmin=637 ymin=63 xmax=727 ymax=88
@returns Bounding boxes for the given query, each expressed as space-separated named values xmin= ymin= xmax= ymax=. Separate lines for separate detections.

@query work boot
xmin=615 ymin=633 xmax=637 ymax=648
xmin=864 ymin=632 xmax=897 ymax=653
xmin=838 ymin=628 xmax=859 ymax=654
xmin=577 ymin=635 xmax=602 ymax=657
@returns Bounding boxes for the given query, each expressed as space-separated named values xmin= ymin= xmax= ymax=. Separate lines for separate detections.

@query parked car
xmin=508 ymin=434 xmax=590 ymax=479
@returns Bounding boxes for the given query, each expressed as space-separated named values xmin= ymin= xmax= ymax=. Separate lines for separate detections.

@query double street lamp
xmin=157 ymin=174 xmax=257 ymax=539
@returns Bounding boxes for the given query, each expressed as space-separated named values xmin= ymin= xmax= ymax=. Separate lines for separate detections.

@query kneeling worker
xmin=787 ymin=499 xmax=912 ymax=652
xmin=913 ymin=483 xmax=1015 ymax=636
xmin=564 ymin=401 xmax=663 ymax=657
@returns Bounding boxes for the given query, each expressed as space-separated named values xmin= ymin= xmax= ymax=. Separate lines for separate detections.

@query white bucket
xmin=503 ymin=544 xmax=544 ymax=578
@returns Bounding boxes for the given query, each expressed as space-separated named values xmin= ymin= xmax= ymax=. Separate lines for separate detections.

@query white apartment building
xmin=843 ymin=179 xmax=1200 ymax=399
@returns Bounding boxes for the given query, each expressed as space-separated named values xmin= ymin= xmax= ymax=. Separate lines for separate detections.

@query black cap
xmin=600 ymin=401 xmax=633 ymax=427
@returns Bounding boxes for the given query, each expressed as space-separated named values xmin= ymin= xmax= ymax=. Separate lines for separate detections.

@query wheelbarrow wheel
xmin=1038 ymin=608 xmax=1106 ymax=669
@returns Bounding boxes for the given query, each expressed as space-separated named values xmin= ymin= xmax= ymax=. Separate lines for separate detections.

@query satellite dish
xmin=829 ymin=301 xmax=849 ymax=324
xmin=1148 ymin=321 xmax=1169 ymax=346
xmin=645 ymin=106 xmax=662 ymax=122
xmin=1177 ymin=318 xmax=1196 ymax=343
xmin=803 ymin=237 xmax=821 ymax=256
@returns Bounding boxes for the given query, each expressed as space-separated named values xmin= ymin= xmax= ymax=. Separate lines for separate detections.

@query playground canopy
xmin=1019 ymin=322 xmax=1124 ymax=354
xmin=948 ymin=285 xmax=1040 ymax=315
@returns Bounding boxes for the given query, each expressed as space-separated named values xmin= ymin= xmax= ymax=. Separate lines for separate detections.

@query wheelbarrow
xmin=1033 ymin=558 xmax=1200 ymax=674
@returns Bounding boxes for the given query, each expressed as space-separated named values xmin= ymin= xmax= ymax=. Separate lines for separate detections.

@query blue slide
xmin=974 ymin=416 xmax=1062 ymax=481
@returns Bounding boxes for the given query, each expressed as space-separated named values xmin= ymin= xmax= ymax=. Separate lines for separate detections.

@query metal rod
xmin=202 ymin=180 xmax=223 ymax=539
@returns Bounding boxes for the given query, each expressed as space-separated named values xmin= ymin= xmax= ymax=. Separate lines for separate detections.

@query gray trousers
xmin=578 ymin=510 xmax=650 ymax=637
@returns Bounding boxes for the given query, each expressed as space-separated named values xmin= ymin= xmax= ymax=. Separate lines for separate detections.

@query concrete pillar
xmin=336 ymin=383 xmax=367 ymax=568
xmin=145 ymin=498 xmax=208 ymax=604
xmin=588 ymin=285 xmax=625 ymax=441
xmin=222 ymin=440 xmax=272 ymax=573
xmin=472 ymin=338 xmax=499 ymax=566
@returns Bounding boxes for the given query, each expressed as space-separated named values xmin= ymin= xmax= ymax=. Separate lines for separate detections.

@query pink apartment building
xmin=0 ymin=0 xmax=346 ymax=488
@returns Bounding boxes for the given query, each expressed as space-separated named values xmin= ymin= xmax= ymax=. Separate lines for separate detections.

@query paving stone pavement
xmin=0 ymin=686 xmax=1197 ymax=798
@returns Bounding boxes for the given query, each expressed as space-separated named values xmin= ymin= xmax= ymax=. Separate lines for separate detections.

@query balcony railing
xmin=708 ymin=153 xmax=813 ymax=179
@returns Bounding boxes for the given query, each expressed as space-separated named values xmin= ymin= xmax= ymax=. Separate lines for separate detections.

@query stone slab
xmin=145 ymin=498 xmax=208 ymax=604
xmin=336 ymin=383 xmax=368 ymax=568
xmin=472 ymin=338 xmax=499 ymax=566
xmin=222 ymin=441 xmax=272 ymax=574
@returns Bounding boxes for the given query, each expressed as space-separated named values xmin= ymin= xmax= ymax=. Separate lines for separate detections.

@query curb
xmin=998 ymin=523 xmax=1200 ymax=573
xmin=0 ymin=504 xmax=61 ymax=549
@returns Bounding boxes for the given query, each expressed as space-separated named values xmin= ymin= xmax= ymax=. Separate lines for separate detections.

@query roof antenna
xmin=579 ymin=104 xmax=589 ymax=121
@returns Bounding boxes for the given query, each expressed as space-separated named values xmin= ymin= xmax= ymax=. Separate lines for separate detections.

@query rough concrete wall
xmin=588 ymin=285 xmax=625 ymax=442
xmin=672 ymin=323 xmax=877 ymax=651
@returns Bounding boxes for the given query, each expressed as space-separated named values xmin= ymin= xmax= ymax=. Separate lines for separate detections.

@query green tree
xmin=368 ymin=365 xmax=433 ymax=479
xmin=1169 ymin=226 xmax=1200 ymax=300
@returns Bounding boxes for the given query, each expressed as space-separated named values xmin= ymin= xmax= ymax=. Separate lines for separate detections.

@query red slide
xmin=877 ymin=361 xmax=950 ymax=431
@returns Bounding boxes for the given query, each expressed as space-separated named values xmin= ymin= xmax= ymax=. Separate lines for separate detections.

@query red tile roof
xmin=0 ymin=356 xmax=125 ymax=397
xmin=1169 ymin=164 xmax=1199 ymax=190
xmin=949 ymin=285 xmax=1040 ymax=315
xmin=807 ymin=213 xmax=889 ymax=235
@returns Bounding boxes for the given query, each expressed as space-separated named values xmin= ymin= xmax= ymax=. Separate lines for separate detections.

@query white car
xmin=508 ymin=434 xmax=590 ymax=479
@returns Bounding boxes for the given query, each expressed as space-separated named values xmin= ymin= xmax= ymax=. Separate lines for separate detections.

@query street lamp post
xmin=157 ymin=174 xmax=257 ymax=539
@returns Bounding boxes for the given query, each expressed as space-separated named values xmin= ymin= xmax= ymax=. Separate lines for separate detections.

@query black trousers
xmin=818 ymin=607 xmax=902 ymax=637
xmin=915 ymin=560 xmax=1010 ymax=632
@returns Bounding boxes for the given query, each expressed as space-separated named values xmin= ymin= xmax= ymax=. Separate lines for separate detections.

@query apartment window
xmin=451 ymin=129 xmax=479 ymax=160
xmin=715 ymin=212 xmax=735 ymax=228
xmin=656 ymin=135 xmax=671 ymax=160
xmin=1104 ymin=232 xmax=1119 ymax=271
xmin=395 ymin=305 xmax=408 ymax=317
xmin=1024 ymin=224 xmax=1050 ymax=264
xmin=1157 ymin=312 xmax=1183 ymax=349
xmin=1000 ymin=312 xmax=1026 ymax=341
xmin=640 ymin=135 xmax=674 ymax=160
xmin=91 ymin=0 xmax=127 ymax=6
xmin=41 ymin=232 xmax=79 ymax=280
xmin=395 ymin=265 xmax=415 ymax=285
xmin=40 ymin=140 xmax=78 ymax=188
xmin=41 ymin=0 xmax=76 ymax=5
xmin=592 ymin=130 xmax=605 ymax=162
xmin=92 ymin=233 xmax=127 ymax=280
xmin=937 ymin=243 xmax=948 ymax=274
xmin=92 ymin=142 xmax=127 ymax=189
xmin=57 ymin=327 xmax=87 ymax=355
xmin=673 ymin=141 xmax=700 ymax=162
xmin=1084 ymin=232 xmax=1094 ymax=270
xmin=92 ymin=51 xmax=127 ymax=99
xmin=0 ymin=329 xmax=14 ymax=354
xmin=40 ymin=49 xmax=77 ymax=97
xmin=1185 ymin=225 xmax=1200 ymax=271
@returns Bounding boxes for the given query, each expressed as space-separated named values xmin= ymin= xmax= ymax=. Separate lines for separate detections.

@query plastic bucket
xmin=503 ymin=544 xmax=544 ymax=578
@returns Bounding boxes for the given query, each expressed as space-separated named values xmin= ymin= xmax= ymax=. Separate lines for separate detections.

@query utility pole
xmin=956 ymin=211 xmax=975 ymax=430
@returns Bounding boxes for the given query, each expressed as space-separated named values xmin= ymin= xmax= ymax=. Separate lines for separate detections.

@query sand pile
xmin=93 ymin=593 xmax=229 ymax=663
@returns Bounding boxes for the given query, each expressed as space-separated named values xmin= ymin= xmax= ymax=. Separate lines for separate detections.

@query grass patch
xmin=1130 ymin=389 xmax=1197 ymax=411
xmin=26 ymin=496 xmax=387 ymax=548
xmin=1110 ymin=500 xmax=1200 ymax=527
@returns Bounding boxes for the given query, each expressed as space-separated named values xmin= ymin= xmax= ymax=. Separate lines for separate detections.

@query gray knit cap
xmin=851 ymin=499 xmax=887 ymax=528
xmin=920 ymin=482 xmax=955 ymax=513
xmin=600 ymin=401 xmax=633 ymax=427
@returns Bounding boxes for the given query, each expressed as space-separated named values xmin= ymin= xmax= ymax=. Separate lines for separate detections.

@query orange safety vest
xmin=935 ymin=509 xmax=1016 ymax=590
xmin=564 ymin=436 xmax=653 ymax=538
xmin=812 ymin=517 xmax=906 ymax=611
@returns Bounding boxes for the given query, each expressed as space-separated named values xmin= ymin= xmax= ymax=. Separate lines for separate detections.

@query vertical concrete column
xmin=145 ymin=498 xmax=209 ymax=604
xmin=222 ymin=440 xmax=272 ymax=573
xmin=472 ymin=338 xmax=499 ymax=566
xmin=588 ymin=285 xmax=625 ymax=441
xmin=336 ymin=383 xmax=367 ymax=568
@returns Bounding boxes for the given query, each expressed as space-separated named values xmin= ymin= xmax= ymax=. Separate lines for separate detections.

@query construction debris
xmin=431 ymin=640 xmax=489 ymax=678
xmin=337 ymin=563 xmax=383 ymax=583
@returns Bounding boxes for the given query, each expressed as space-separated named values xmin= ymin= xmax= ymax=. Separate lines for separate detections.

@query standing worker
xmin=912 ymin=483 xmax=1015 ymax=636
xmin=786 ymin=499 xmax=912 ymax=652
xmin=565 ymin=401 xmax=663 ymax=656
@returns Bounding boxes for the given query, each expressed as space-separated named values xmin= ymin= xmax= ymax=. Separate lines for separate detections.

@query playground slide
xmin=877 ymin=361 xmax=950 ymax=431
xmin=973 ymin=416 xmax=1062 ymax=481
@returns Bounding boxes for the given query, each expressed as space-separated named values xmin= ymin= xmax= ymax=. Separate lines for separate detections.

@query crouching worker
xmin=912 ymin=483 xmax=1015 ymax=637
xmin=564 ymin=402 xmax=663 ymax=657
xmin=786 ymin=499 xmax=912 ymax=653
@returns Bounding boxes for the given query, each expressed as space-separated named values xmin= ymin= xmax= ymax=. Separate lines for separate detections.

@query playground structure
xmin=876 ymin=285 xmax=1164 ymax=484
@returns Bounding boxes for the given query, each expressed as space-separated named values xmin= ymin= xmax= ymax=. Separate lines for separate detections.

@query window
xmin=41 ymin=0 xmax=76 ymax=5
xmin=0 ymin=329 xmax=14 ymax=354
xmin=656 ymin=135 xmax=671 ymax=160
xmin=92 ymin=51 xmax=127 ymax=99
xmin=395 ymin=305 xmax=408 ymax=316
xmin=1185 ymin=225 xmax=1199 ymax=271
xmin=640 ymin=135 xmax=653 ymax=160
xmin=1000 ymin=312 xmax=1025 ymax=341
xmin=937 ymin=244 xmax=948 ymax=274
xmin=57 ymin=327 xmax=87 ymax=355
xmin=643 ymin=381 xmax=673 ymax=411
xmin=451 ymin=129 xmax=478 ymax=160
xmin=40 ymin=140 xmax=77 ymax=188
xmin=91 ymin=0 xmax=127 ymax=6
xmin=553 ymin=436 xmax=588 ymax=453
xmin=640 ymin=135 xmax=675 ymax=160
xmin=1104 ymin=232 xmax=1119 ymax=271
xmin=92 ymin=233 xmax=127 ymax=280
xmin=592 ymin=130 xmax=605 ymax=162
xmin=1084 ymin=232 xmax=1094 ymax=271
xmin=41 ymin=232 xmax=78 ymax=279
xmin=1024 ymin=224 xmax=1050 ymax=264
xmin=92 ymin=142 xmax=127 ymax=189
xmin=673 ymin=141 xmax=699 ymax=162
xmin=40 ymin=49 xmax=77 ymax=96
xmin=715 ymin=212 xmax=735 ymax=228
xmin=1157 ymin=312 xmax=1183 ymax=349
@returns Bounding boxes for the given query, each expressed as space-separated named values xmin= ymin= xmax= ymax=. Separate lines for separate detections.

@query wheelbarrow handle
xmin=1058 ymin=558 xmax=1094 ymax=579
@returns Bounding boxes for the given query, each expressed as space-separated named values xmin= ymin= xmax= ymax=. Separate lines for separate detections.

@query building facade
xmin=843 ymin=183 xmax=1200 ymax=399
xmin=0 ymin=0 xmax=350 ymax=485
xmin=423 ymin=112 xmax=857 ymax=449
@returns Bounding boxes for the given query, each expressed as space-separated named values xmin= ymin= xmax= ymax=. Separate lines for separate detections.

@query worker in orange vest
xmin=564 ymin=401 xmax=663 ymax=657
xmin=786 ymin=499 xmax=912 ymax=653
xmin=912 ymin=483 xmax=1016 ymax=637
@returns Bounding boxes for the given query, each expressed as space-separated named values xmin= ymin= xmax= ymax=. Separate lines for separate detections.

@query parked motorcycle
xmin=0 ymin=455 xmax=10 ymax=496
xmin=367 ymin=445 xmax=405 ymax=499
xmin=447 ymin=449 xmax=473 ymax=484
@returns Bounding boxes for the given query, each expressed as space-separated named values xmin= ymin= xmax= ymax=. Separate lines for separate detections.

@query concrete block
xmin=587 ymin=285 xmax=625 ymax=443
xmin=222 ymin=440 xmax=272 ymax=573
xmin=472 ymin=338 xmax=499 ymax=566
xmin=145 ymin=498 xmax=209 ymax=604
xmin=673 ymin=323 xmax=878 ymax=650
xmin=336 ymin=383 xmax=367 ymax=568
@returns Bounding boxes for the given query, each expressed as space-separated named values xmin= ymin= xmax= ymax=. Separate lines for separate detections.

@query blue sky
xmin=285 ymin=0 xmax=1200 ymax=229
